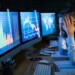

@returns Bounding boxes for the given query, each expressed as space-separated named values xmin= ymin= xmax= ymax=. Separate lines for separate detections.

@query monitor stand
xmin=25 ymin=46 xmax=35 ymax=59
xmin=25 ymin=46 xmax=42 ymax=61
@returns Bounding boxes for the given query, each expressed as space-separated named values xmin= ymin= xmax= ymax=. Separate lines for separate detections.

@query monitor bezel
xmin=40 ymin=12 xmax=56 ymax=37
xmin=0 ymin=11 xmax=21 ymax=57
xmin=19 ymin=11 xmax=41 ymax=44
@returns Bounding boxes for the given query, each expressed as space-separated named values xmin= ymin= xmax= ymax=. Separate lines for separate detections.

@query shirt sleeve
xmin=67 ymin=36 xmax=75 ymax=50
xmin=66 ymin=36 xmax=75 ymax=63
xmin=58 ymin=36 xmax=67 ymax=49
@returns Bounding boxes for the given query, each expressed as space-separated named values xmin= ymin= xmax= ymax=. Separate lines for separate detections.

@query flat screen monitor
xmin=0 ymin=12 xmax=20 ymax=56
xmin=20 ymin=12 xmax=40 ymax=42
xmin=41 ymin=13 xmax=56 ymax=36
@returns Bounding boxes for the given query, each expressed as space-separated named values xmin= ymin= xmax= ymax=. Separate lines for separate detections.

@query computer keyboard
xmin=33 ymin=63 xmax=51 ymax=75
xmin=55 ymin=71 xmax=75 ymax=75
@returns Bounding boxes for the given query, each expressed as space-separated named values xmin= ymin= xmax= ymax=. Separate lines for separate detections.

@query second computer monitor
xmin=20 ymin=12 xmax=40 ymax=42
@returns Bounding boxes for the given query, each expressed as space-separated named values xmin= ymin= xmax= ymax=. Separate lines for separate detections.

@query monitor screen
xmin=41 ymin=13 xmax=56 ymax=36
xmin=20 ymin=12 xmax=40 ymax=42
xmin=0 ymin=12 xmax=20 ymax=55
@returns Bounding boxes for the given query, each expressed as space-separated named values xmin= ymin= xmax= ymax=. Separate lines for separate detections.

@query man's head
xmin=58 ymin=9 xmax=75 ymax=37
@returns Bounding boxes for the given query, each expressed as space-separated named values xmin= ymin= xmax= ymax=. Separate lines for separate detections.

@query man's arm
xmin=59 ymin=31 xmax=67 ymax=50
xmin=58 ymin=30 xmax=68 ymax=55
xmin=64 ymin=15 xmax=75 ymax=63
xmin=59 ymin=36 xmax=67 ymax=49
xmin=67 ymin=36 xmax=75 ymax=53
xmin=67 ymin=36 xmax=75 ymax=63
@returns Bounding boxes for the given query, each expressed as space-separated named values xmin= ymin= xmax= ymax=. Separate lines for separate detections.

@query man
xmin=58 ymin=9 xmax=75 ymax=64
xmin=58 ymin=10 xmax=68 ymax=55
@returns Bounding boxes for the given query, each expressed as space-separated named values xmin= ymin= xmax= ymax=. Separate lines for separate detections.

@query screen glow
xmin=0 ymin=12 xmax=20 ymax=55
xmin=20 ymin=12 xmax=40 ymax=42
xmin=41 ymin=13 xmax=56 ymax=36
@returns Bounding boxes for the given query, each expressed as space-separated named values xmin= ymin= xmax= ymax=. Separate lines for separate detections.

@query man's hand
xmin=63 ymin=15 xmax=75 ymax=36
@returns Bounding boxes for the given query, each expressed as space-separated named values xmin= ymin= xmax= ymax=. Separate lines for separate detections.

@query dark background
xmin=0 ymin=0 xmax=75 ymax=12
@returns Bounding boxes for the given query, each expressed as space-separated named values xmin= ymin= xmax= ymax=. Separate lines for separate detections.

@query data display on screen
xmin=0 ymin=12 xmax=20 ymax=55
xmin=20 ymin=12 xmax=40 ymax=42
xmin=41 ymin=13 xmax=56 ymax=36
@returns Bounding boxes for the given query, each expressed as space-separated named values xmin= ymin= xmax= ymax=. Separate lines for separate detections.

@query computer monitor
xmin=0 ymin=12 xmax=20 ymax=56
xmin=41 ymin=13 xmax=56 ymax=37
xmin=20 ymin=11 xmax=40 ymax=42
xmin=20 ymin=11 xmax=42 ymax=49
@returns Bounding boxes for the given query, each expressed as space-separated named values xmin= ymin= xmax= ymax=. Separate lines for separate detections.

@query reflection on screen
xmin=20 ymin=12 xmax=40 ymax=42
xmin=41 ymin=13 xmax=56 ymax=36
xmin=0 ymin=12 xmax=20 ymax=55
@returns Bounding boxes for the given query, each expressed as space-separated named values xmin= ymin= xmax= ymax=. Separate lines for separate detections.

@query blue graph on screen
xmin=41 ymin=13 xmax=56 ymax=36
xmin=20 ymin=12 xmax=40 ymax=42
xmin=0 ymin=12 xmax=20 ymax=55
xmin=0 ymin=12 xmax=13 ymax=49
